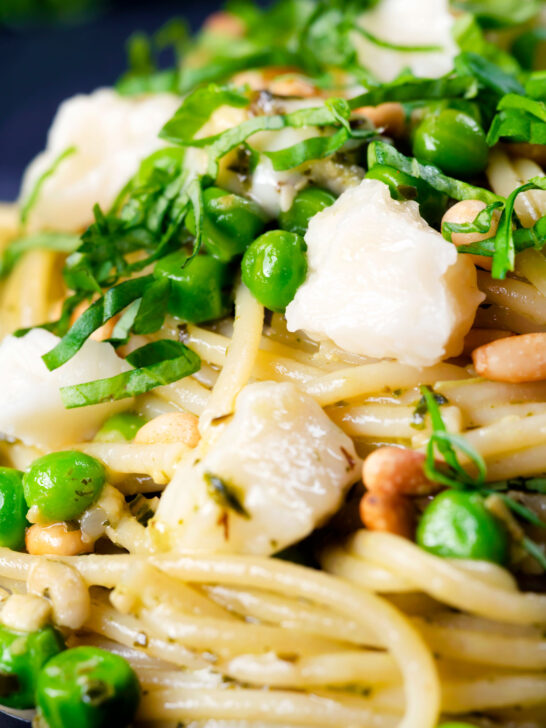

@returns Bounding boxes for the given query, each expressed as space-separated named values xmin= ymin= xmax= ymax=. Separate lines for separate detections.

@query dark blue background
xmin=0 ymin=0 xmax=222 ymax=202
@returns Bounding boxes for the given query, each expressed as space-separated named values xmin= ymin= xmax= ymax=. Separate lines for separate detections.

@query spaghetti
xmin=0 ymin=1 xmax=545 ymax=727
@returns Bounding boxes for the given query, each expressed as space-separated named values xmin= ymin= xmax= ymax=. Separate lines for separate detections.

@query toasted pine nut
xmin=463 ymin=328 xmax=513 ymax=356
xmin=362 ymin=446 xmax=440 ymax=497
xmin=203 ymin=11 xmax=245 ymax=37
xmin=359 ymin=492 xmax=415 ymax=539
xmin=442 ymin=199 xmax=501 ymax=271
xmin=134 ymin=412 xmax=200 ymax=447
xmin=269 ymin=75 xmax=319 ymax=98
xmin=25 ymin=522 xmax=94 ymax=556
xmin=0 ymin=594 xmax=51 ymax=632
xmin=352 ymin=103 xmax=405 ymax=137
xmin=232 ymin=67 xmax=319 ymax=97
xmin=473 ymin=333 xmax=546 ymax=383
xmin=28 ymin=561 xmax=90 ymax=630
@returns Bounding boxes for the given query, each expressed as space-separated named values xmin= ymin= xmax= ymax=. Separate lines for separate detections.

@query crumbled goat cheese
xmin=154 ymin=381 xmax=360 ymax=555
xmin=285 ymin=179 xmax=484 ymax=367
xmin=0 ymin=329 xmax=132 ymax=450
xmin=354 ymin=0 xmax=458 ymax=81
xmin=20 ymin=89 xmax=180 ymax=232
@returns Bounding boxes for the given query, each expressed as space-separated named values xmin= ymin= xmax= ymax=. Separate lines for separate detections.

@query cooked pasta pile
xmin=0 ymin=0 xmax=545 ymax=726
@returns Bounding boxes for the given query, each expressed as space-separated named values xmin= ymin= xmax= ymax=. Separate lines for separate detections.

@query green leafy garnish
xmin=0 ymin=232 xmax=80 ymax=278
xmin=19 ymin=146 xmax=77 ymax=226
xmin=367 ymin=141 xmax=501 ymax=204
xmin=453 ymin=13 xmax=521 ymax=73
xmin=486 ymin=94 xmax=546 ymax=146
xmin=204 ymin=473 xmax=250 ymax=518
xmin=451 ymin=0 xmax=542 ymax=29
xmin=160 ymin=84 xmax=249 ymax=146
xmin=420 ymin=385 xmax=546 ymax=570
xmin=116 ymin=19 xmax=189 ymax=96
xmin=490 ymin=178 xmax=546 ymax=279
xmin=42 ymin=275 xmax=154 ymax=371
xmin=455 ymin=51 xmax=525 ymax=98
xmin=422 ymin=386 xmax=486 ymax=489
xmin=353 ymin=25 xmax=442 ymax=53
xmin=131 ymin=278 xmax=171 ymax=336
xmin=442 ymin=201 xmax=503 ymax=241
xmin=512 ymin=28 xmax=546 ymax=71
xmin=60 ymin=340 xmax=200 ymax=408
xmin=411 ymin=392 xmax=448 ymax=430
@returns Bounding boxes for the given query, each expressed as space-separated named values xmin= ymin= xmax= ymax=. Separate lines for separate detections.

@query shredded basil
xmin=525 ymin=71 xmax=546 ymax=101
xmin=20 ymin=146 xmax=76 ymax=225
xmin=179 ymin=48 xmax=298 ymax=93
xmin=454 ymin=51 xmax=525 ymax=98
xmin=60 ymin=340 xmax=200 ymax=408
xmin=353 ymin=25 xmax=442 ymax=53
xmin=451 ymin=0 xmax=542 ymax=29
xmin=512 ymin=28 xmax=546 ymax=71
xmin=0 ymin=232 xmax=80 ymax=278
xmin=442 ymin=178 xmax=546 ymax=280
xmin=522 ymin=537 xmax=546 ymax=571
xmin=421 ymin=385 xmax=546 ymax=570
xmin=42 ymin=275 xmax=154 ymax=371
xmin=491 ymin=178 xmax=546 ymax=279
xmin=486 ymin=94 xmax=546 ymax=146
xmin=116 ymin=19 xmax=189 ymax=96
xmin=160 ymin=84 xmax=249 ymax=146
xmin=456 ymin=216 xmax=546 ymax=260
xmin=453 ymin=13 xmax=521 ymax=73
xmin=367 ymin=141 xmax=501 ymax=204
xmin=442 ymin=201 xmax=504 ymax=241
xmin=348 ymin=74 xmax=478 ymax=111
xmin=132 ymin=278 xmax=171 ymax=336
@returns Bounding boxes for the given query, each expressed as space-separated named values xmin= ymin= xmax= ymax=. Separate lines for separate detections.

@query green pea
xmin=0 ymin=467 xmax=28 ymax=550
xmin=412 ymin=109 xmax=489 ymax=177
xmin=278 ymin=187 xmax=336 ymax=237
xmin=0 ymin=625 xmax=64 ymax=709
xmin=186 ymin=186 xmax=266 ymax=262
xmin=23 ymin=451 xmax=106 ymax=523
xmin=365 ymin=164 xmax=447 ymax=227
xmin=409 ymin=100 xmax=483 ymax=132
xmin=437 ymin=723 xmax=478 ymax=728
xmin=417 ymin=490 xmax=509 ymax=564
xmin=94 ymin=412 xmax=146 ymax=443
xmin=36 ymin=646 xmax=140 ymax=728
xmin=154 ymin=251 xmax=231 ymax=323
xmin=241 ymin=230 xmax=307 ymax=312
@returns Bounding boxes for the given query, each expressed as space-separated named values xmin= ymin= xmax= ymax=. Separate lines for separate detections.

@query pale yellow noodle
xmin=200 ymin=280 xmax=263 ymax=432
xmin=152 ymin=552 xmax=441 ymax=728
xmin=303 ymin=362 xmax=469 ymax=407
xmin=345 ymin=532 xmax=546 ymax=624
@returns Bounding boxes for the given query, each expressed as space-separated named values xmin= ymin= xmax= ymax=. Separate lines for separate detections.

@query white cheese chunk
xmin=354 ymin=0 xmax=457 ymax=81
xmin=285 ymin=179 xmax=484 ymax=368
xmin=19 ymin=89 xmax=181 ymax=233
xmin=0 ymin=329 xmax=132 ymax=450
xmin=154 ymin=381 xmax=360 ymax=555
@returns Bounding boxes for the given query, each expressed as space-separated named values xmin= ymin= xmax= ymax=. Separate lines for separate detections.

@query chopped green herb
xmin=411 ymin=392 xmax=448 ymax=430
xmin=0 ymin=232 xmax=80 ymax=278
xmin=60 ymin=340 xmax=201 ymax=408
xmin=420 ymin=385 xmax=546 ymax=570
xmin=20 ymin=146 xmax=77 ymax=226
xmin=368 ymin=141 xmax=501 ymax=204
xmin=204 ymin=473 xmax=250 ymax=518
